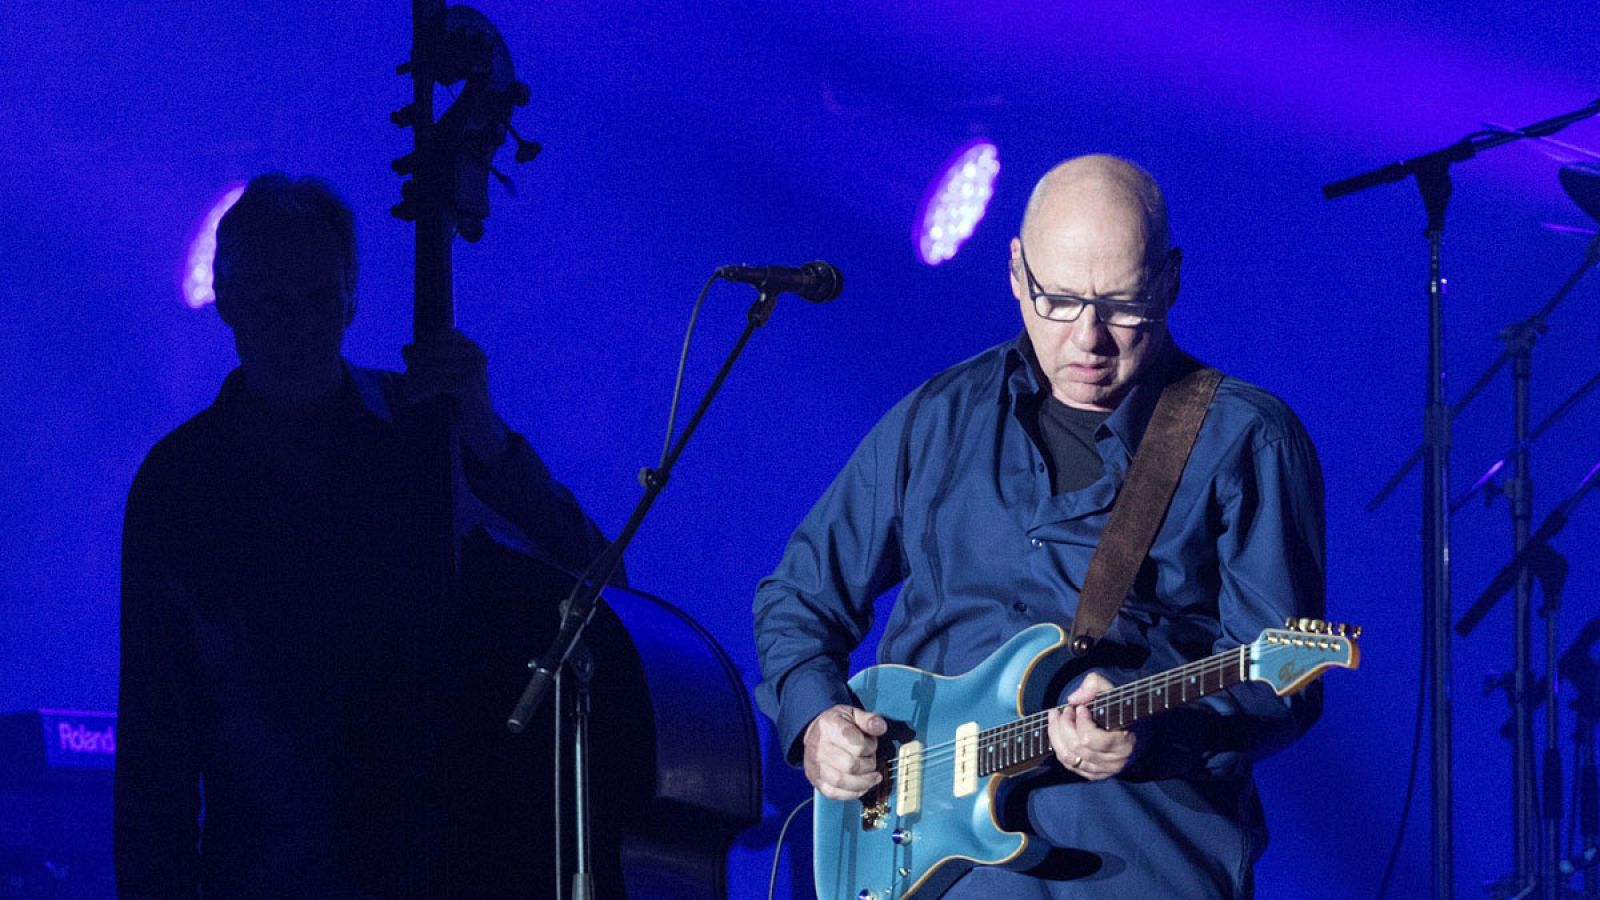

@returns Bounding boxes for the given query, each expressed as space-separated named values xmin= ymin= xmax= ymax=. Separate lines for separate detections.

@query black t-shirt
xmin=1037 ymin=394 xmax=1111 ymax=494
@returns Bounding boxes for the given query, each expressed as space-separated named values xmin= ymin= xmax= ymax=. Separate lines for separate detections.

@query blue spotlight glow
xmin=182 ymin=185 xmax=245 ymax=309
xmin=914 ymin=139 xmax=1000 ymax=266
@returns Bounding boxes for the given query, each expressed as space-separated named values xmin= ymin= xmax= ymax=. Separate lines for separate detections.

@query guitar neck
xmin=974 ymin=644 xmax=1248 ymax=777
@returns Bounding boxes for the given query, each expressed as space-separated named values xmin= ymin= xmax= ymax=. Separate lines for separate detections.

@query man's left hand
xmin=401 ymin=329 xmax=511 ymax=465
xmin=1046 ymin=671 xmax=1136 ymax=781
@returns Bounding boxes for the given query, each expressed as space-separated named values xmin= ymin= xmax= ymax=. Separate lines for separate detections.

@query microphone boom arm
xmin=507 ymin=285 xmax=785 ymax=731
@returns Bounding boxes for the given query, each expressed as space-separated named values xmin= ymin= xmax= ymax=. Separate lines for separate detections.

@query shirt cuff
xmin=775 ymin=663 xmax=856 ymax=767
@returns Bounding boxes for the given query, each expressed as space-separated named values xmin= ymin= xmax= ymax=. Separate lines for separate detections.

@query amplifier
xmin=0 ymin=710 xmax=115 ymax=899
xmin=0 ymin=710 xmax=115 ymax=786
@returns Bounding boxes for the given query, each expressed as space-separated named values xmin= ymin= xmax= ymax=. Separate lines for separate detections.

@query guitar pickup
xmin=895 ymin=740 xmax=923 ymax=816
xmin=953 ymin=722 xmax=978 ymax=797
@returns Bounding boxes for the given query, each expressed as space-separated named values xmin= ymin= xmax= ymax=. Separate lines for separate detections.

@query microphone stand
xmin=1325 ymin=97 xmax=1600 ymax=900
xmin=1458 ymin=459 xmax=1599 ymax=635
xmin=1492 ymin=619 xmax=1600 ymax=898
xmin=550 ymin=638 xmax=597 ymax=900
xmin=1537 ymin=547 xmax=1569 ymax=899
xmin=1567 ymin=631 xmax=1600 ymax=899
xmin=505 ymin=285 xmax=783 ymax=898
xmin=1460 ymin=460 xmax=1599 ymax=898
xmin=1442 ymin=195 xmax=1600 ymax=900
xmin=1455 ymin=367 xmax=1600 ymax=515
xmin=1452 ymin=235 xmax=1600 ymax=513
xmin=507 ymin=285 xmax=781 ymax=730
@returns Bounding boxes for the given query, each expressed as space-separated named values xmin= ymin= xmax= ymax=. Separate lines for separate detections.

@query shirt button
xmin=1013 ymin=601 xmax=1029 ymax=613
xmin=1036 ymin=462 xmax=1046 ymax=472
xmin=1030 ymin=538 xmax=1043 ymax=548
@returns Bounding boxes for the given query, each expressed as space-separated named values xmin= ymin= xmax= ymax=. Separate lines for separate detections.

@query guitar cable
xmin=1376 ymin=604 xmax=1429 ymax=899
xmin=769 ymin=796 xmax=814 ymax=900
xmin=658 ymin=274 xmax=723 ymax=473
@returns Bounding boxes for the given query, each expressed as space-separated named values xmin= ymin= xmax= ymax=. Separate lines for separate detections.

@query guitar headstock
xmin=1247 ymin=618 xmax=1362 ymax=696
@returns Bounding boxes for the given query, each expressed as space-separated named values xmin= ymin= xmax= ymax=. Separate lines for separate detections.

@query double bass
xmin=391 ymin=5 xmax=761 ymax=895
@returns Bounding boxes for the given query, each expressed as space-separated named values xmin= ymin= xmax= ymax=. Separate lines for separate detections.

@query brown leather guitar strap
xmin=1067 ymin=360 xmax=1223 ymax=656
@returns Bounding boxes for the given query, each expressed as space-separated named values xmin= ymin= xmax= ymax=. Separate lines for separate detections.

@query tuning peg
xmin=392 ymin=153 xmax=417 ymax=175
xmin=391 ymin=179 xmax=418 ymax=222
xmin=391 ymin=104 xmax=417 ymax=128
xmin=507 ymin=80 xmax=530 ymax=107
xmin=507 ymin=123 xmax=541 ymax=164
xmin=396 ymin=60 xmax=414 ymax=76
xmin=490 ymin=165 xmax=517 ymax=197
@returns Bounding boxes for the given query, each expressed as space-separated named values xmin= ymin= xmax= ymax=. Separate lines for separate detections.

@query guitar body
xmin=814 ymin=623 xmax=1070 ymax=900
xmin=811 ymin=617 xmax=1361 ymax=900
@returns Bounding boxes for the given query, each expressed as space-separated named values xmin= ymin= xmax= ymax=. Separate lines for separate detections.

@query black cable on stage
xmin=768 ymin=796 xmax=814 ymax=900
xmin=1377 ymin=608 xmax=1430 ymax=899
xmin=659 ymin=273 xmax=721 ymax=470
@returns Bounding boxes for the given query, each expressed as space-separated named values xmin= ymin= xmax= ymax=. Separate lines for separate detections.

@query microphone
xmin=717 ymin=260 xmax=843 ymax=303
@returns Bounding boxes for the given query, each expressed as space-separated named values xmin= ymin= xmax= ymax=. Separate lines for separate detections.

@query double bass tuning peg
xmin=508 ymin=123 xmax=540 ymax=164
xmin=490 ymin=166 xmax=517 ymax=198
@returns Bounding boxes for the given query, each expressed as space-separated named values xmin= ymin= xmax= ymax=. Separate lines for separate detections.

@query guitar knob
xmin=891 ymin=828 xmax=912 ymax=845
xmin=856 ymin=891 xmax=880 ymax=900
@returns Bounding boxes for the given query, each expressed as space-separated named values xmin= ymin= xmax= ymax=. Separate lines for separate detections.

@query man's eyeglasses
xmin=1018 ymin=241 xmax=1170 ymax=327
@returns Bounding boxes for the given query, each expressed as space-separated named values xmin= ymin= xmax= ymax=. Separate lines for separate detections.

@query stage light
xmin=914 ymin=138 xmax=999 ymax=266
xmin=181 ymin=185 xmax=245 ymax=309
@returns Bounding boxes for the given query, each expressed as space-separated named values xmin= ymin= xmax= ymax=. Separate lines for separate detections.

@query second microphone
xmin=717 ymin=260 xmax=843 ymax=303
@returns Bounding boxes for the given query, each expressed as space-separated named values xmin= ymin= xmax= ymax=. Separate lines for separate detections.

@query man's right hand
xmin=802 ymin=704 xmax=888 ymax=800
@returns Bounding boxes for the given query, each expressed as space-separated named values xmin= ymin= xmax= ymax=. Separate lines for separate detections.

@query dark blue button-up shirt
xmin=754 ymin=337 xmax=1325 ymax=898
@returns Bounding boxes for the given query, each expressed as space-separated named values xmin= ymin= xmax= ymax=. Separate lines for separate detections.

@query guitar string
xmin=880 ymin=644 xmax=1252 ymax=774
xmin=876 ymin=641 xmax=1331 ymax=779
xmin=879 ymin=641 xmax=1310 ymax=780
xmin=882 ymin=640 xmax=1338 ymax=781
xmin=877 ymin=646 xmax=1252 ymax=778
xmin=882 ymin=641 xmax=1326 ymax=778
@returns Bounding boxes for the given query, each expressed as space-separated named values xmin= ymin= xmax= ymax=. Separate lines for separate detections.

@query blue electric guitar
xmin=813 ymin=618 xmax=1360 ymax=900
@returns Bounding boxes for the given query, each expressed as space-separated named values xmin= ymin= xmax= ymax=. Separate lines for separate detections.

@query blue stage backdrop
xmin=1 ymin=2 xmax=1597 ymax=897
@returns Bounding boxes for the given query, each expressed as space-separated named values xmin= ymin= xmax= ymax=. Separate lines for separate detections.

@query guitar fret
xmin=978 ymin=642 xmax=1290 ymax=774
xmin=977 ymin=715 xmax=1058 ymax=777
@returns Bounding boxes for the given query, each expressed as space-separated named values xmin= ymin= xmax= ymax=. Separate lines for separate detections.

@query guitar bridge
xmin=860 ymin=752 xmax=892 ymax=830
xmin=860 ymin=790 xmax=889 ymax=830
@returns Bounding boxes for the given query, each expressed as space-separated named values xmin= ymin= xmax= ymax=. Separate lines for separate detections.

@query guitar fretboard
xmin=974 ymin=645 xmax=1247 ymax=777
